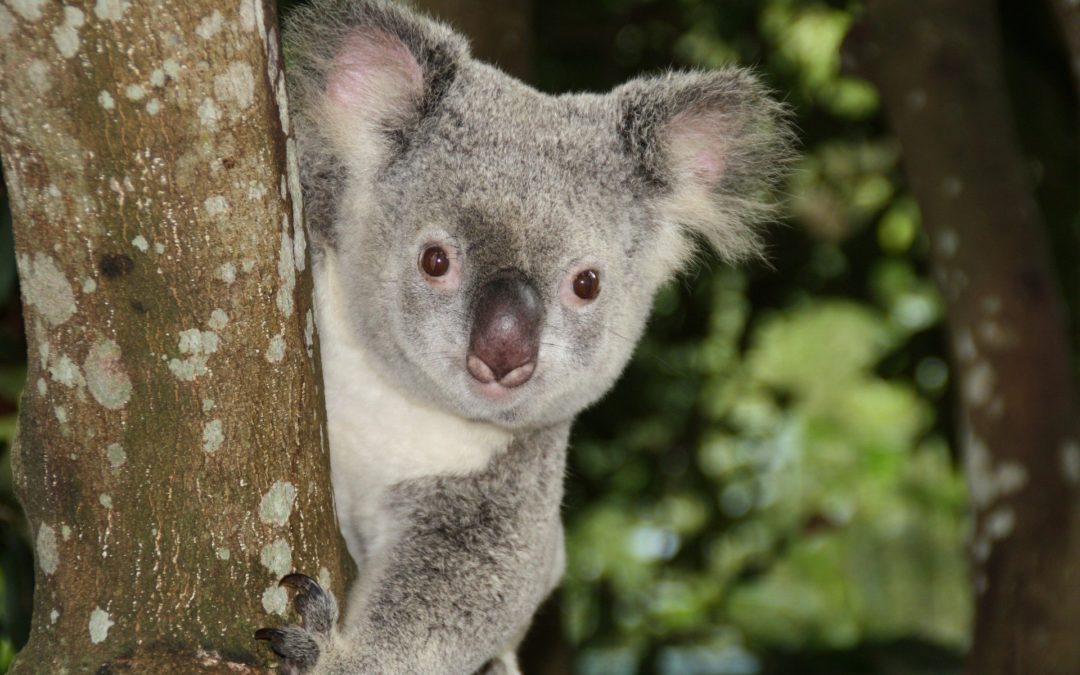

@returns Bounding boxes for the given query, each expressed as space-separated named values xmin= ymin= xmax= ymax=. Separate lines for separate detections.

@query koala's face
xmin=331 ymin=68 xmax=678 ymax=428
xmin=287 ymin=2 xmax=788 ymax=429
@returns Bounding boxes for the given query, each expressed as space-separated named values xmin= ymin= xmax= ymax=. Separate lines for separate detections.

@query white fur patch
xmin=314 ymin=254 xmax=511 ymax=563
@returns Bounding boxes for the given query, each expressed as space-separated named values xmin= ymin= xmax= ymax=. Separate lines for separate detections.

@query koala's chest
xmin=321 ymin=338 xmax=512 ymax=564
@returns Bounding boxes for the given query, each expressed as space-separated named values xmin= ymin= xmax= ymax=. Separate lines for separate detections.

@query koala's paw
xmin=255 ymin=573 xmax=339 ymax=674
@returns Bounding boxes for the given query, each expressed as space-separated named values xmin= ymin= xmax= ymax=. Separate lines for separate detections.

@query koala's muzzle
xmin=467 ymin=273 xmax=544 ymax=388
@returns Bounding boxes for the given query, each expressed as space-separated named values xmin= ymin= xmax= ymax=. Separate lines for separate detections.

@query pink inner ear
xmin=669 ymin=110 xmax=730 ymax=186
xmin=325 ymin=29 xmax=424 ymax=109
xmin=690 ymin=149 xmax=725 ymax=183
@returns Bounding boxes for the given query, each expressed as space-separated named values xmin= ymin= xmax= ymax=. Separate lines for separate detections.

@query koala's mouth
xmin=468 ymin=374 xmax=535 ymax=402
xmin=467 ymin=356 xmax=536 ymax=389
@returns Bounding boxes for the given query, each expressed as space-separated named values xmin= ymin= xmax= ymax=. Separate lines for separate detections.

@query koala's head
xmin=285 ymin=0 xmax=791 ymax=430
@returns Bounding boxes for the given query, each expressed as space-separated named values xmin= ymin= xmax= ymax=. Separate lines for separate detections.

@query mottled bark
xmin=414 ymin=0 xmax=533 ymax=81
xmin=0 ymin=1 xmax=352 ymax=672
xmin=846 ymin=1 xmax=1080 ymax=673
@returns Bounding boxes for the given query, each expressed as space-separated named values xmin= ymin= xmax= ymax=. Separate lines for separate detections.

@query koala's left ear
xmin=284 ymin=0 xmax=469 ymax=242
xmin=615 ymin=69 xmax=794 ymax=264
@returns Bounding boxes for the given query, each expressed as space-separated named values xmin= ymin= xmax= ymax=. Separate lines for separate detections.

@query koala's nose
xmin=467 ymin=272 xmax=544 ymax=388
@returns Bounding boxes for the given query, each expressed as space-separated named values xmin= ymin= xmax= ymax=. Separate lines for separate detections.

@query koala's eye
xmin=420 ymin=246 xmax=450 ymax=277
xmin=573 ymin=269 xmax=601 ymax=301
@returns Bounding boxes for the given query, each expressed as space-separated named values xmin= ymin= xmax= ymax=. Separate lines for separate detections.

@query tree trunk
xmin=0 ymin=1 xmax=352 ymax=671
xmin=1048 ymin=0 xmax=1080 ymax=104
xmin=846 ymin=1 xmax=1080 ymax=673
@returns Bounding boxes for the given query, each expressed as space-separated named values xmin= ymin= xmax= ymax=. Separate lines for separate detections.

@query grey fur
xmin=328 ymin=427 xmax=567 ymax=673
xmin=266 ymin=0 xmax=792 ymax=672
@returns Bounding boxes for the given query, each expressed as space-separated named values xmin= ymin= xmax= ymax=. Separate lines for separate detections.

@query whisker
xmin=603 ymin=327 xmax=636 ymax=345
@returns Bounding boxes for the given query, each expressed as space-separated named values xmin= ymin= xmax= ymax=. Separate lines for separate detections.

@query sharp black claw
xmin=254 ymin=627 xmax=296 ymax=659
xmin=255 ymin=627 xmax=283 ymax=642
xmin=280 ymin=572 xmax=320 ymax=592
xmin=279 ymin=572 xmax=335 ymax=635
xmin=256 ymin=573 xmax=335 ymax=669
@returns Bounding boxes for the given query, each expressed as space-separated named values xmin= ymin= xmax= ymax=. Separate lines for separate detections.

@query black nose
xmin=467 ymin=272 xmax=543 ymax=388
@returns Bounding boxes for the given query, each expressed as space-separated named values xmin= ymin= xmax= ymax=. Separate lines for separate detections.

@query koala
xmin=254 ymin=0 xmax=790 ymax=673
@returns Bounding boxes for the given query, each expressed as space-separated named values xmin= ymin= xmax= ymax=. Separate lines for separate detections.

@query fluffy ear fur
xmin=283 ymin=0 xmax=469 ymax=240
xmin=615 ymin=69 xmax=794 ymax=264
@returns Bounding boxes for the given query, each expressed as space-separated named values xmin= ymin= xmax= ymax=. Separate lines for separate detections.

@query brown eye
xmin=420 ymin=246 xmax=450 ymax=277
xmin=573 ymin=269 xmax=601 ymax=300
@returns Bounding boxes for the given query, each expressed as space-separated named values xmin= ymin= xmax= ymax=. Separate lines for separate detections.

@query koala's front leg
xmin=328 ymin=479 xmax=560 ymax=672
xmin=260 ymin=431 xmax=568 ymax=675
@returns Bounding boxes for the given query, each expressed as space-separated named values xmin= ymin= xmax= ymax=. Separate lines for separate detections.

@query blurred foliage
xmin=534 ymin=0 xmax=973 ymax=673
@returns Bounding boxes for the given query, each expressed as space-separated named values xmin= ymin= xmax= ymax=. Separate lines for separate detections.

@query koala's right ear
xmin=284 ymin=0 xmax=468 ymax=234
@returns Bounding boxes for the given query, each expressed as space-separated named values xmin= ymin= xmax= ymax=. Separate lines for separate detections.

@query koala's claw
xmin=255 ymin=573 xmax=339 ymax=673
xmin=280 ymin=572 xmax=320 ymax=592
xmin=255 ymin=625 xmax=320 ymax=673
xmin=280 ymin=573 xmax=338 ymax=635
